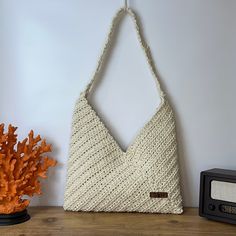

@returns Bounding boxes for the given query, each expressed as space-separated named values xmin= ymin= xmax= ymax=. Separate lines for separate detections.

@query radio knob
xmin=208 ymin=204 xmax=215 ymax=211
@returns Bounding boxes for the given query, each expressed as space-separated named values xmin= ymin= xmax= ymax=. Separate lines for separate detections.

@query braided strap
xmin=85 ymin=7 xmax=164 ymax=99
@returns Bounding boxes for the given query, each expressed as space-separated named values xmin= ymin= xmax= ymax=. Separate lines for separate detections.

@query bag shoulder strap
xmin=85 ymin=7 xmax=165 ymax=99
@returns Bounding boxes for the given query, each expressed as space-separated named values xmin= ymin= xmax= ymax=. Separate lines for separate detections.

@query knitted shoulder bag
xmin=64 ymin=7 xmax=183 ymax=214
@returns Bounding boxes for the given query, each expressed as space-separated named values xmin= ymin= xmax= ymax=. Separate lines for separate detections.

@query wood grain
xmin=0 ymin=207 xmax=235 ymax=236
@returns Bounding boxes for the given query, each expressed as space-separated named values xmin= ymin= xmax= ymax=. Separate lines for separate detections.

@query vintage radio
xmin=199 ymin=168 xmax=236 ymax=224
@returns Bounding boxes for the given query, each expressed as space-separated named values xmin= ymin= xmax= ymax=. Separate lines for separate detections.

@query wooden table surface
xmin=0 ymin=207 xmax=235 ymax=236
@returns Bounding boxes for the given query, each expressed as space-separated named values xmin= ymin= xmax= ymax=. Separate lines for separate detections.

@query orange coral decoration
xmin=0 ymin=124 xmax=57 ymax=214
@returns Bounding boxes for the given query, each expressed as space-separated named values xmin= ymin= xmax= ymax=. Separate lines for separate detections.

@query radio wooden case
xmin=199 ymin=168 xmax=236 ymax=224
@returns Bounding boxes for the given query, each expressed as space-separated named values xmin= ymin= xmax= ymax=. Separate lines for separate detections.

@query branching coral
xmin=0 ymin=124 xmax=56 ymax=214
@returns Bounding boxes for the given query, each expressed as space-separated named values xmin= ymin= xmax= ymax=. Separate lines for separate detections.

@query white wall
xmin=1 ymin=0 xmax=236 ymax=207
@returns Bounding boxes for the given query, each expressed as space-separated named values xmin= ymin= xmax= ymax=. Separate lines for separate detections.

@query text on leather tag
xmin=150 ymin=192 xmax=168 ymax=198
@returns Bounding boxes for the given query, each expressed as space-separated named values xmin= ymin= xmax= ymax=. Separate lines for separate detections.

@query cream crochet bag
xmin=64 ymin=7 xmax=183 ymax=214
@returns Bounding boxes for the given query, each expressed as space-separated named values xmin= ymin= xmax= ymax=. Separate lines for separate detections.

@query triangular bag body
xmin=64 ymin=8 xmax=183 ymax=214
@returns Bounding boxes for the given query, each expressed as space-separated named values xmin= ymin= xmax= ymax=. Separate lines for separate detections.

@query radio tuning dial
xmin=208 ymin=204 xmax=215 ymax=211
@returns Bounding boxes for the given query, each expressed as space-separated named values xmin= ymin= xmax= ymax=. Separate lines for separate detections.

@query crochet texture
xmin=64 ymin=92 xmax=183 ymax=213
xmin=64 ymin=7 xmax=183 ymax=213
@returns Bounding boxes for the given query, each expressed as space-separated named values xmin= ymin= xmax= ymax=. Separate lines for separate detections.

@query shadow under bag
xmin=64 ymin=7 xmax=183 ymax=213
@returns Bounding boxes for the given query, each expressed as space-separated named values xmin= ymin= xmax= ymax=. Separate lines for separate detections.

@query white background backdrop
xmin=1 ymin=0 xmax=236 ymax=207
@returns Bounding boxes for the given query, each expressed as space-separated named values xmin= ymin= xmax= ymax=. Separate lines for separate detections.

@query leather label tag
xmin=150 ymin=192 xmax=168 ymax=198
